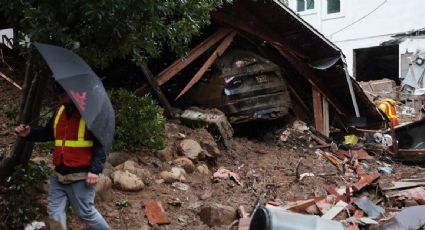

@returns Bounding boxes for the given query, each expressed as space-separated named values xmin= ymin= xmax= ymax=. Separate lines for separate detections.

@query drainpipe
xmin=341 ymin=55 xmax=360 ymax=117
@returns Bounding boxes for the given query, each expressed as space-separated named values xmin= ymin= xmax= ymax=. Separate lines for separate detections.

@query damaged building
xmin=138 ymin=0 xmax=385 ymax=138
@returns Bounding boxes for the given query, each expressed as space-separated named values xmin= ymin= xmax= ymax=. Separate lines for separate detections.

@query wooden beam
xmin=288 ymin=85 xmax=310 ymax=122
xmin=322 ymin=97 xmax=330 ymax=136
xmin=312 ymin=87 xmax=324 ymax=134
xmin=175 ymin=31 xmax=236 ymax=100
xmin=0 ymin=71 xmax=22 ymax=90
xmin=135 ymin=28 xmax=232 ymax=94
xmin=140 ymin=65 xmax=175 ymax=118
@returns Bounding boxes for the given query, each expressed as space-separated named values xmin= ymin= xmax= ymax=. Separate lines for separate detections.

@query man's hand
xmin=15 ymin=124 xmax=31 ymax=137
xmin=86 ymin=172 xmax=99 ymax=187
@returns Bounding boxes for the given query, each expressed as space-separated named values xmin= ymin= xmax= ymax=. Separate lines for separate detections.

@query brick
xmin=143 ymin=200 xmax=171 ymax=225
xmin=352 ymin=149 xmax=374 ymax=160
xmin=237 ymin=206 xmax=251 ymax=230
xmin=354 ymin=210 xmax=364 ymax=217
xmin=353 ymin=172 xmax=380 ymax=191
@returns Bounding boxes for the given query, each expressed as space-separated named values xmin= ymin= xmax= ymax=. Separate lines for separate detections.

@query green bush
xmin=0 ymin=162 xmax=50 ymax=228
xmin=109 ymin=89 xmax=166 ymax=151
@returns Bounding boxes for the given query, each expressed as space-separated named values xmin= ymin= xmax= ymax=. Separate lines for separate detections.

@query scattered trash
xmin=299 ymin=173 xmax=315 ymax=181
xmin=24 ymin=221 xmax=45 ymax=230
xmin=377 ymin=166 xmax=394 ymax=174
xmin=353 ymin=172 xmax=380 ymax=191
xmin=343 ymin=135 xmax=359 ymax=144
xmin=353 ymin=197 xmax=384 ymax=219
xmin=213 ymin=167 xmax=242 ymax=185
xmin=379 ymin=205 xmax=425 ymax=229
xmin=250 ymin=205 xmax=344 ymax=230
xmin=321 ymin=200 xmax=348 ymax=220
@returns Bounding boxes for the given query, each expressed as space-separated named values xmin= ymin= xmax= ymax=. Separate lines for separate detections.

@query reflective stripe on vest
xmin=53 ymin=105 xmax=93 ymax=147
xmin=381 ymin=101 xmax=397 ymax=119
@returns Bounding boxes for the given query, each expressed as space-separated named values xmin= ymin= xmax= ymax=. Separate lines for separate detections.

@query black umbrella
xmin=34 ymin=42 xmax=115 ymax=151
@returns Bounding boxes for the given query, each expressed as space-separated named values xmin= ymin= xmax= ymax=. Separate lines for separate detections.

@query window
xmin=327 ymin=0 xmax=340 ymax=14
xmin=297 ymin=0 xmax=314 ymax=12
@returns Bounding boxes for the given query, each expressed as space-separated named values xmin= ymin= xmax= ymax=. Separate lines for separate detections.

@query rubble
xmin=143 ymin=200 xmax=171 ymax=225
xmin=199 ymin=203 xmax=237 ymax=227
xmin=178 ymin=139 xmax=203 ymax=160
xmin=112 ymin=170 xmax=144 ymax=192
xmin=173 ymin=157 xmax=195 ymax=174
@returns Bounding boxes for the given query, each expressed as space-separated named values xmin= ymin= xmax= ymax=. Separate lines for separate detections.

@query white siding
xmin=287 ymin=0 xmax=425 ymax=76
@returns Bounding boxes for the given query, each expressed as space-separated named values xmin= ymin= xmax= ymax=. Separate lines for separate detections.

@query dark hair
xmin=373 ymin=96 xmax=381 ymax=101
xmin=421 ymin=105 xmax=425 ymax=113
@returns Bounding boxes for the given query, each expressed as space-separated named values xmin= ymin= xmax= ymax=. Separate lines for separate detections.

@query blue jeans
xmin=47 ymin=176 xmax=110 ymax=230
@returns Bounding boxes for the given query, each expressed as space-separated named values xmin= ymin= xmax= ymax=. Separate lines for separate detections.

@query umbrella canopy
xmin=34 ymin=42 xmax=115 ymax=151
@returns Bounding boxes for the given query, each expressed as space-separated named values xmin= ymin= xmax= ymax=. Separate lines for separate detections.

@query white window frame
xmin=296 ymin=0 xmax=317 ymax=16
xmin=322 ymin=0 xmax=344 ymax=20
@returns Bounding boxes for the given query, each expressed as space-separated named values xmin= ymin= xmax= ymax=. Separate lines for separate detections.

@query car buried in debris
xmin=178 ymin=49 xmax=291 ymax=124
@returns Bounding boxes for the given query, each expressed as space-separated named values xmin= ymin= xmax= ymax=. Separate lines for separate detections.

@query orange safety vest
xmin=379 ymin=100 xmax=398 ymax=126
xmin=53 ymin=105 xmax=94 ymax=167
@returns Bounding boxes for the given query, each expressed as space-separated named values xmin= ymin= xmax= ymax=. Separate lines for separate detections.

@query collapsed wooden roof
xmin=211 ymin=0 xmax=382 ymax=122
xmin=137 ymin=0 xmax=383 ymax=125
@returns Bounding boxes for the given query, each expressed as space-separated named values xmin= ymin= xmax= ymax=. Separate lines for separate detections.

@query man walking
xmin=15 ymin=83 xmax=110 ymax=230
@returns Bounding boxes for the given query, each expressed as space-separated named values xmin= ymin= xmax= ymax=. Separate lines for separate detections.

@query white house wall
xmin=287 ymin=0 xmax=425 ymax=76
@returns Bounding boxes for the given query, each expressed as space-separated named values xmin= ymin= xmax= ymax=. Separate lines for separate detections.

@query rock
xmin=197 ymin=131 xmax=221 ymax=156
xmin=115 ymin=160 xmax=151 ymax=179
xmin=112 ymin=170 xmax=144 ymax=191
xmin=179 ymin=139 xmax=203 ymax=160
xmin=160 ymin=171 xmax=176 ymax=183
xmin=171 ymin=167 xmax=187 ymax=181
xmin=107 ymin=151 xmax=133 ymax=167
xmin=172 ymin=182 xmax=190 ymax=191
xmin=159 ymin=167 xmax=187 ymax=183
xmin=199 ymin=203 xmax=237 ymax=227
xmin=96 ymin=174 xmax=112 ymax=201
xmin=173 ymin=157 xmax=195 ymax=173
xmin=197 ymin=164 xmax=211 ymax=175
xmin=157 ymin=144 xmax=177 ymax=162
xmin=102 ymin=162 xmax=114 ymax=178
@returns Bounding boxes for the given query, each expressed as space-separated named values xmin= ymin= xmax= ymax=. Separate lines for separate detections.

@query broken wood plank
xmin=380 ymin=181 xmax=425 ymax=191
xmin=284 ymin=198 xmax=316 ymax=213
xmin=311 ymin=133 xmax=328 ymax=145
xmin=0 ymin=71 xmax=22 ymax=90
xmin=143 ymin=200 xmax=171 ymax=225
xmin=175 ymin=31 xmax=236 ymax=100
xmin=135 ymin=28 xmax=232 ymax=94
xmin=318 ymin=150 xmax=342 ymax=170
xmin=321 ymin=200 xmax=348 ymax=220
xmin=353 ymin=172 xmax=380 ymax=191
xmin=140 ymin=64 xmax=175 ymax=118
xmin=237 ymin=206 xmax=251 ymax=230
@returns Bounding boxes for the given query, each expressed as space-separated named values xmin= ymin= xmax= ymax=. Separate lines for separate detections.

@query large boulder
xmin=199 ymin=203 xmax=237 ymax=227
xmin=159 ymin=167 xmax=187 ymax=183
xmin=112 ymin=170 xmax=144 ymax=192
xmin=115 ymin=160 xmax=151 ymax=180
xmin=179 ymin=139 xmax=203 ymax=160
